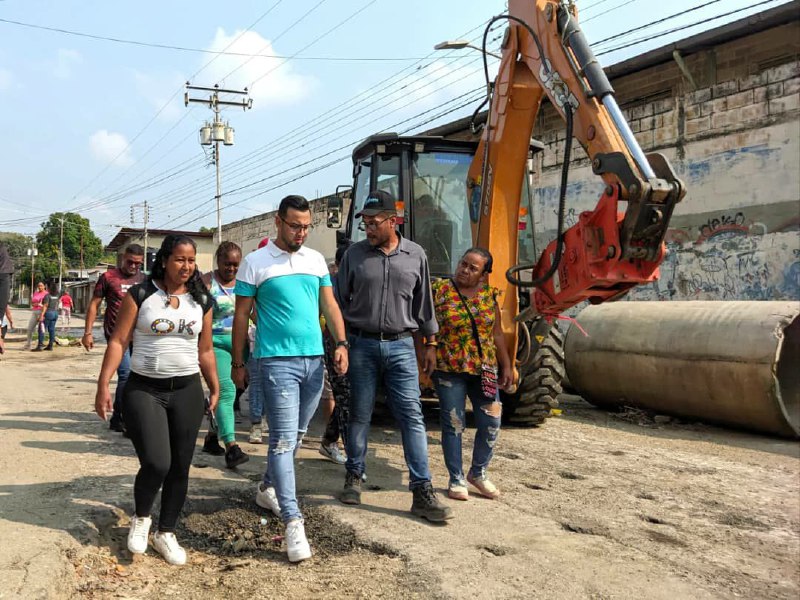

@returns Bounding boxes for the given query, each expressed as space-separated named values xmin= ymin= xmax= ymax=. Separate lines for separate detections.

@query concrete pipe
xmin=564 ymin=301 xmax=800 ymax=438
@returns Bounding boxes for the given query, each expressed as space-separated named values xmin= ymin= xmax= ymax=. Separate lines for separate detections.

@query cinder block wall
xmin=531 ymin=21 xmax=800 ymax=301
xmin=220 ymin=195 xmax=350 ymax=260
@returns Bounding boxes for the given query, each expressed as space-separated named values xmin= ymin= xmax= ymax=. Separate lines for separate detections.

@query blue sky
xmin=0 ymin=0 xmax=791 ymax=242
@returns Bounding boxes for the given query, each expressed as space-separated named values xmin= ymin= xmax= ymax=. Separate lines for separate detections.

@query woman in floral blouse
xmin=431 ymin=248 xmax=512 ymax=501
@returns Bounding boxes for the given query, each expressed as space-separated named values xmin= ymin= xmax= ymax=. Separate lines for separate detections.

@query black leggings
xmin=123 ymin=371 xmax=205 ymax=532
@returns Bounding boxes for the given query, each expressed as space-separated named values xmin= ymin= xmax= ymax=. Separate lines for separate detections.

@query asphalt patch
xmin=177 ymin=490 xmax=401 ymax=559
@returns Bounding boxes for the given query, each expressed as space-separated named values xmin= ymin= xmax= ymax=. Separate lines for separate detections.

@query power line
xmin=160 ymin=88 xmax=486 ymax=229
xmin=591 ymin=0 xmax=723 ymax=46
xmin=218 ymin=0 xmax=331 ymax=84
xmin=248 ymin=0 xmax=379 ymax=91
xmin=583 ymin=0 xmax=643 ymax=24
xmin=0 ymin=16 xmax=432 ymax=61
xmin=596 ymin=0 xmax=783 ymax=56
xmin=580 ymin=0 xmax=618 ymax=13
xmin=73 ymin=18 xmax=497 ymax=227
xmin=63 ymin=1 xmax=283 ymax=211
xmin=140 ymin=33 xmax=495 ymax=219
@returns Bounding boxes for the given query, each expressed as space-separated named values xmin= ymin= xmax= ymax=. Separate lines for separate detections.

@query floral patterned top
xmin=432 ymin=279 xmax=499 ymax=375
xmin=209 ymin=274 xmax=236 ymax=336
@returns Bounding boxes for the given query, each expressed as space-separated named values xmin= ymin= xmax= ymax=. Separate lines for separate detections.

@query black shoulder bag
xmin=450 ymin=279 xmax=498 ymax=399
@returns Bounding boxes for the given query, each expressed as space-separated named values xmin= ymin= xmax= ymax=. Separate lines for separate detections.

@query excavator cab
xmin=342 ymin=133 xmax=477 ymax=276
xmin=330 ymin=132 xmax=562 ymax=426
xmin=335 ymin=133 xmax=540 ymax=276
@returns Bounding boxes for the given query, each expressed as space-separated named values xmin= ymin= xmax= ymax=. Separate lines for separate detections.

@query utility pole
xmin=131 ymin=200 xmax=150 ymax=272
xmin=58 ymin=216 xmax=65 ymax=293
xmin=185 ymin=83 xmax=252 ymax=245
xmin=27 ymin=243 xmax=37 ymax=305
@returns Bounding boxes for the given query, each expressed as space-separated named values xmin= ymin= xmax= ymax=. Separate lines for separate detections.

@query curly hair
xmin=462 ymin=247 xmax=493 ymax=273
xmin=215 ymin=241 xmax=242 ymax=261
xmin=150 ymin=234 xmax=209 ymax=306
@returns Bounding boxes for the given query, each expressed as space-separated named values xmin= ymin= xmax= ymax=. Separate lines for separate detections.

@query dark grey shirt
xmin=336 ymin=236 xmax=438 ymax=337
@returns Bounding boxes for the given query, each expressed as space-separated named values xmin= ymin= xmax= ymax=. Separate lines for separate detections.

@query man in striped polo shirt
xmin=232 ymin=195 xmax=348 ymax=563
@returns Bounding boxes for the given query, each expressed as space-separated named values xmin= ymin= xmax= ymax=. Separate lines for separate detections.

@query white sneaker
xmin=286 ymin=519 xmax=312 ymax=563
xmin=319 ymin=442 xmax=347 ymax=465
xmin=248 ymin=423 xmax=263 ymax=444
xmin=127 ymin=515 xmax=152 ymax=554
xmin=255 ymin=483 xmax=281 ymax=517
xmin=152 ymin=531 xmax=187 ymax=566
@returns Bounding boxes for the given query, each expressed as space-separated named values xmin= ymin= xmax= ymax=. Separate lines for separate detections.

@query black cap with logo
xmin=354 ymin=190 xmax=396 ymax=218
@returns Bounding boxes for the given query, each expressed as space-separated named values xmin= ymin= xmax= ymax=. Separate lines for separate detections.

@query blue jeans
xmin=247 ymin=357 xmax=264 ymax=424
xmin=432 ymin=371 xmax=501 ymax=485
xmin=43 ymin=310 xmax=58 ymax=347
xmin=256 ymin=356 xmax=324 ymax=523
xmin=113 ymin=347 xmax=132 ymax=423
xmin=345 ymin=335 xmax=431 ymax=488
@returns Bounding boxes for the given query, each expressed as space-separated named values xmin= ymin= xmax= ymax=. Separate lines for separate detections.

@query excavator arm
xmin=469 ymin=0 xmax=685 ymax=377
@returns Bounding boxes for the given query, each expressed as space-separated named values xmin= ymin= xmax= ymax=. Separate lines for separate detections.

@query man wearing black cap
xmin=335 ymin=189 xmax=452 ymax=522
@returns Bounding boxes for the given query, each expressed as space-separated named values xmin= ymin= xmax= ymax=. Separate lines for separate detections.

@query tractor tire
xmin=501 ymin=321 xmax=565 ymax=426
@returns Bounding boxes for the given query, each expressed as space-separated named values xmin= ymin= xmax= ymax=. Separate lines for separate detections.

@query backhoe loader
xmin=328 ymin=0 xmax=685 ymax=425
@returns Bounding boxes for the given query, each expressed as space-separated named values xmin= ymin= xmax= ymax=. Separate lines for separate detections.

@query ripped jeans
xmin=432 ymin=370 xmax=501 ymax=486
xmin=255 ymin=356 xmax=324 ymax=523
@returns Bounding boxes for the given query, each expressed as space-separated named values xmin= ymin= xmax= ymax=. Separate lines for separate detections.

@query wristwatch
xmin=335 ymin=340 xmax=350 ymax=349
xmin=231 ymin=361 xmax=246 ymax=369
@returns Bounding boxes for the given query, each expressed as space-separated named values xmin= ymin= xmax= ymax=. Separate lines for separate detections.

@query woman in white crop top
xmin=94 ymin=234 xmax=219 ymax=566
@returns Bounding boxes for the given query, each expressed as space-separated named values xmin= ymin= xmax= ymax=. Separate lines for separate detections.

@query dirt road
xmin=0 ymin=337 xmax=798 ymax=599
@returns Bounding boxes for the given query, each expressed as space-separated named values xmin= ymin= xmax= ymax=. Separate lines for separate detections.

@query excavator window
xmin=411 ymin=151 xmax=473 ymax=277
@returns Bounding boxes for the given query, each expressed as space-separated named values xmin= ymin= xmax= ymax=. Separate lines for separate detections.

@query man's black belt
xmin=350 ymin=327 xmax=413 ymax=341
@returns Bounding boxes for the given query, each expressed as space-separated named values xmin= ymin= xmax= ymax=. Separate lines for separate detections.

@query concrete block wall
xmin=221 ymin=195 xmax=350 ymax=260
xmin=529 ymin=23 xmax=800 ymax=302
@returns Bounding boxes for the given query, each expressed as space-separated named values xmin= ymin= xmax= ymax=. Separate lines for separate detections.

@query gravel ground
xmin=0 ymin=333 xmax=798 ymax=599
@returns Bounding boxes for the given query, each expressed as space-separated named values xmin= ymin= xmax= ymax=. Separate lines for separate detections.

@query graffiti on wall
xmin=629 ymin=230 xmax=800 ymax=302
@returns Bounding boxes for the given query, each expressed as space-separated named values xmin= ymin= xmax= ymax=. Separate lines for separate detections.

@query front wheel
xmin=501 ymin=319 xmax=565 ymax=426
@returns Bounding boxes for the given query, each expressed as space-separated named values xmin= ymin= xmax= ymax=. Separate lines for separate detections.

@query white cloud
xmin=53 ymin=49 xmax=82 ymax=79
xmin=133 ymin=70 xmax=186 ymax=121
xmin=0 ymin=68 xmax=13 ymax=90
xmin=199 ymin=28 xmax=316 ymax=109
xmin=89 ymin=130 xmax=135 ymax=168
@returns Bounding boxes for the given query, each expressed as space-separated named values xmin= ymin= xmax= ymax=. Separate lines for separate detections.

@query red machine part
xmin=531 ymin=186 xmax=665 ymax=314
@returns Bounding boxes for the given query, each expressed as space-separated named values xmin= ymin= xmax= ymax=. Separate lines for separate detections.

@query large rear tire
xmin=501 ymin=321 xmax=565 ymax=426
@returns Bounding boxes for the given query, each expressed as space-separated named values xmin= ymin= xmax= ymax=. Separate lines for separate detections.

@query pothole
xmin=560 ymin=521 xmax=604 ymax=536
xmin=177 ymin=491 xmax=402 ymax=559
xmin=479 ymin=544 xmax=513 ymax=556
xmin=647 ymin=530 xmax=687 ymax=547
xmin=640 ymin=515 xmax=673 ymax=526
xmin=523 ymin=482 xmax=548 ymax=490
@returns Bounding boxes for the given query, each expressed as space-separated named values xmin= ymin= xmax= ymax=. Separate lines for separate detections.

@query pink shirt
xmin=32 ymin=290 xmax=47 ymax=310
xmin=60 ymin=295 xmax=73 ymax=309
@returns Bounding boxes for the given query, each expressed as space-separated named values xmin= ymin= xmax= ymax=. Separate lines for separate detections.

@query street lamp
xmin=434 ymin=40 xmax=501 ymax=60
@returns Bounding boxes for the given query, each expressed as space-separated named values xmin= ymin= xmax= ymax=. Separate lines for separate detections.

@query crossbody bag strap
xmin=450 ymin=278 xmax=483 ymax=360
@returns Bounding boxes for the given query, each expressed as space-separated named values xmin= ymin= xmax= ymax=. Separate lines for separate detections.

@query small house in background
xmin=63 ymin=263 xmax=115 ymax=313
xmin=105 ymin=228 xmax=215 ymax=274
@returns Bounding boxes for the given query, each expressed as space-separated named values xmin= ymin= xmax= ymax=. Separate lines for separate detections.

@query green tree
xmin=35 ymin=213 xmax=104 ymax=280
xmin=0 ymin=232 xmax=32 ymax=266
xmin=0 ymin=232 xmax=36 ymax=286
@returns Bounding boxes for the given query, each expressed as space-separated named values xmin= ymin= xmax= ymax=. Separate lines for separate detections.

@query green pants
xmin=213 ymin=334 xmax=237 ymax=444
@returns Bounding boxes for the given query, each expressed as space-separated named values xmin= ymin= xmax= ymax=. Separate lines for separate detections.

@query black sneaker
xmin=202 ymin=432 xmax=225 ymax=456
xmin=225 ymin=444 xmax=249 ymax=469
xmin=411 ymin=482 xmax=454 ymax=522
xmin=109 ymin=418 xmax=125 ymax=433
xmin=44 ymin=345 xmax=53 ymax=351
xmin=339 ymin=471 xmax=362 ymax=505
